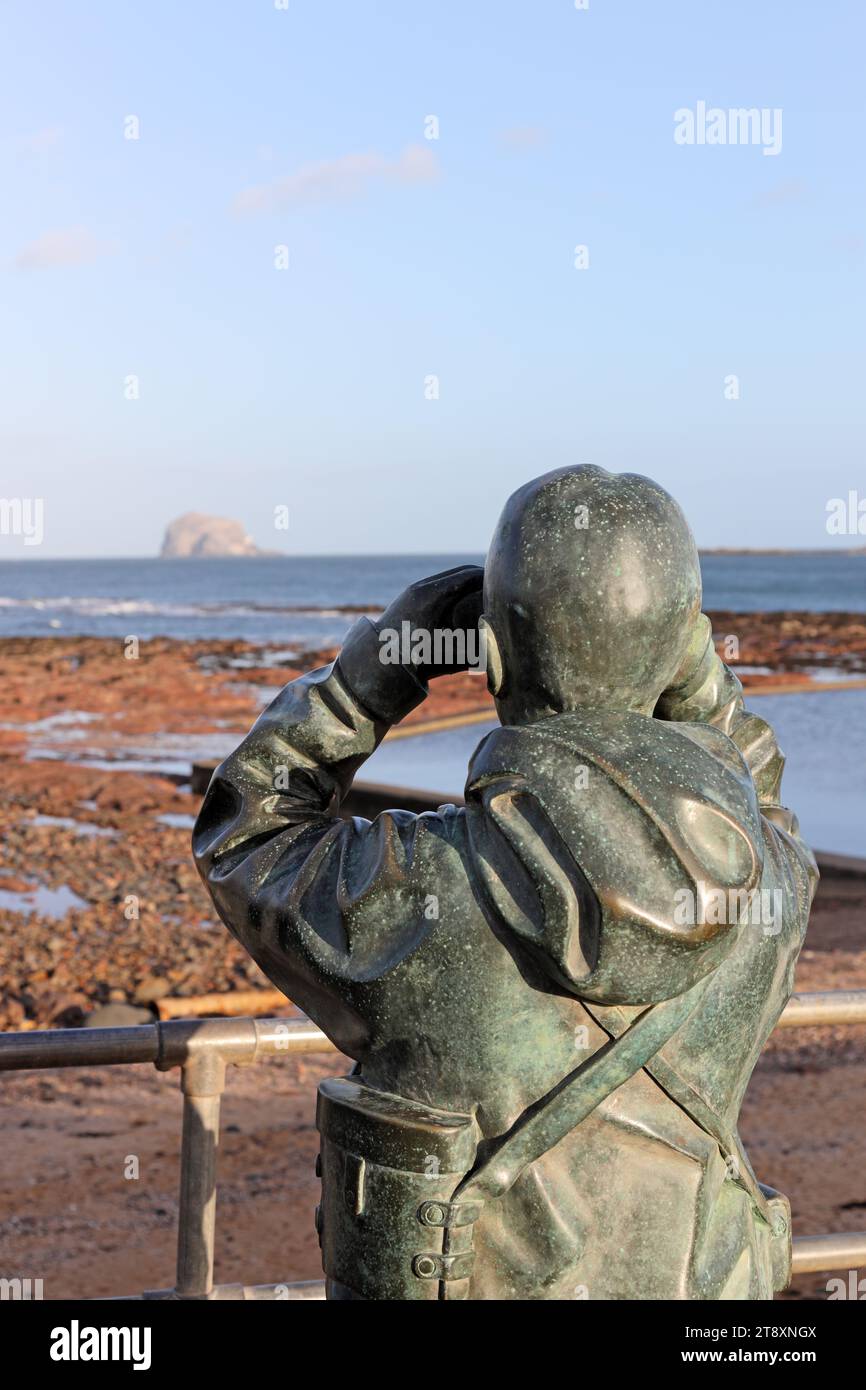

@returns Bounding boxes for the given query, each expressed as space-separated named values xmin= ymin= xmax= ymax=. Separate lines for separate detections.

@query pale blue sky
xmin=1 ymin=0 xmax=864 ymax=557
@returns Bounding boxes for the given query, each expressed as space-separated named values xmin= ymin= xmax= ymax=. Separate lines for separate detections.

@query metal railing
xmin=1 ymin=992 xmax=865 ymax=1300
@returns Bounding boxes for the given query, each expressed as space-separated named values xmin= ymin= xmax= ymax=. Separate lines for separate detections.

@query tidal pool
xmin=364 ymin=689 xmax=866 ymax=857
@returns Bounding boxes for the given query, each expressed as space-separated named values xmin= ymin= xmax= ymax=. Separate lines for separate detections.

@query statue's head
xmin=481 ymin=466 xmax=702 ymax=723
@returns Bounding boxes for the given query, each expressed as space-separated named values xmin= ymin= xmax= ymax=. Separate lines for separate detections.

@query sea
xmin=0 ymin=551 xmax=863 ymax=644
xmin=0 ymin=553 xmax=863 ymax=854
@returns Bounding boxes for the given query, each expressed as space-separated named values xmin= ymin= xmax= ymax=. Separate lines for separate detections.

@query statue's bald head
xmin=483 ymin=466 xmax=702 ymax=722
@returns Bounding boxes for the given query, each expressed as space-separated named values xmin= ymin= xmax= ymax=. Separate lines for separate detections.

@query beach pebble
xmin=85 ymin=1003 xmax=154 ymax=1028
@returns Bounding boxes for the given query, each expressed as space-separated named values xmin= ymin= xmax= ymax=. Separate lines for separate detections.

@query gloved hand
xmin=657 ymin=613 xmax=714 ymax=708
xmin=655 ymin=611 xmax=743 ymax=735
xmin=376 ymin=565 xmax=484 ymax=679
xmin=336 ymin=565 xmax=484 ymax=723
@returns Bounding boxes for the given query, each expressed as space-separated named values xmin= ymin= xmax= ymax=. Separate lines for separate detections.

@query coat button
xmin=419 ymin=1202 xmax=445 ymax=1225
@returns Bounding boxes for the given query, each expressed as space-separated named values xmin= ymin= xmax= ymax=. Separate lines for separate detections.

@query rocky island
xmin=160 ymin=512 xmax=261 ymax=558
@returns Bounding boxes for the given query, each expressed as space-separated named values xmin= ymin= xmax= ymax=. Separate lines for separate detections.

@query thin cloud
xmin=15 ymin=226 xmax=114 ymax=271
xmin=751 ymin=179 xmax=808 ymax=209
xmin=497 ymin=126 xmax=548 ymax=152
xmin=17 ymin=126 xmax=64 ymax=156
xmin=232 ymin=143 xmax=439 ymax=215
xmin=833 ymin=233 xmax=864 ymax=258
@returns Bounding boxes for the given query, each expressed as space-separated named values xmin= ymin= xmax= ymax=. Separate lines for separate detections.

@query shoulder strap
xmin=580 ymin=998 xmax=773 ymax=1226
xmin=455 ymin=975 xmax=710 ymax=1208
xmin=434 ymin=977 xmax=711 ymax=1300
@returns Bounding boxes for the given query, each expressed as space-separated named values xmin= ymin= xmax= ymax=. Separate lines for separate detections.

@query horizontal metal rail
xmin=776 ymin=990 xmax=866 ymax=1029
xmin=791 ymin=1233 xmax=866 ymax=1276
xmin=1 ymin=993 xmax=864 ymax=1298
xmin=109 ymin=1280 xmax=326 ymax=1301
xmin=0 ymin=1016 xmax=338 ymax=1073
xmin=2 ymin=992 xmax=862 ymax=1076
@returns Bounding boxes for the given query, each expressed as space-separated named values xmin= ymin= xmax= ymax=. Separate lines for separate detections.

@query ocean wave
xmin=0 ymin=596 xmax=377 ymax=618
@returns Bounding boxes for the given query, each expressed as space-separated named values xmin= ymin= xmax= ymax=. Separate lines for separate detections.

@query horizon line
xmin=0 ymin=546 xmax=864 ymax=563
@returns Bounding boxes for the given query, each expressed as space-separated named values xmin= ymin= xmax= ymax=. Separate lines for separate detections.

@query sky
xmin=1 ymin=0 xmax=864 ymax=557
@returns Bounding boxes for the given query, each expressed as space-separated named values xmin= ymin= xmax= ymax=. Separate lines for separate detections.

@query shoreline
xmin=0 ymin=611 xmax=864 ymax=1032
xmin=1 ymin=622 xmax=864 ymax=1304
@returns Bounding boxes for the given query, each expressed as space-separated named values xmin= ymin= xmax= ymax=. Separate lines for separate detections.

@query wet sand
xmin=1 ymin=915 xmax=864 ymax=1303
xmin=1 ymin=616 xmax=864 ymax=1299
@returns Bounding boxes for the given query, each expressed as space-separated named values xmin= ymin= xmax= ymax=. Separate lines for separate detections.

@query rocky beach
xmin=1 ymin=608 xmax=865 ymax=1032
xmin=1 ymin=611 xmax=865 ymax=1301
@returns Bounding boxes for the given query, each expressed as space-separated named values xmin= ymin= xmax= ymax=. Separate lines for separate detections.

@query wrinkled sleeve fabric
xmin=655 ymin=620 xmax=818 ymax=902
xmin=192 ymin=624 xmax=468 ymax=1056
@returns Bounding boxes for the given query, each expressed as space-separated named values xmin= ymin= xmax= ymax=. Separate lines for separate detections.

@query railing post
xmin=175 ymin=1049 xmax=226 ymax=1298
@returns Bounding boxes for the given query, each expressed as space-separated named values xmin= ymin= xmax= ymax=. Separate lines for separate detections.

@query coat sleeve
xmin=655 ymin=618 xmax=818 ymax=900
xmin=192 ymin=624 xmax=469 ymax=1055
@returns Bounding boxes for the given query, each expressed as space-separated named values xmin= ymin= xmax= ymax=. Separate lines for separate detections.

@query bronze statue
xmin=193 ymin=466 xmax=817 ymax=1300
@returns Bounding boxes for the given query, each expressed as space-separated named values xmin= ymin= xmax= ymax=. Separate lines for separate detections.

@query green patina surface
xmin=194 ymin=466 xmax=816 ymax=1300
